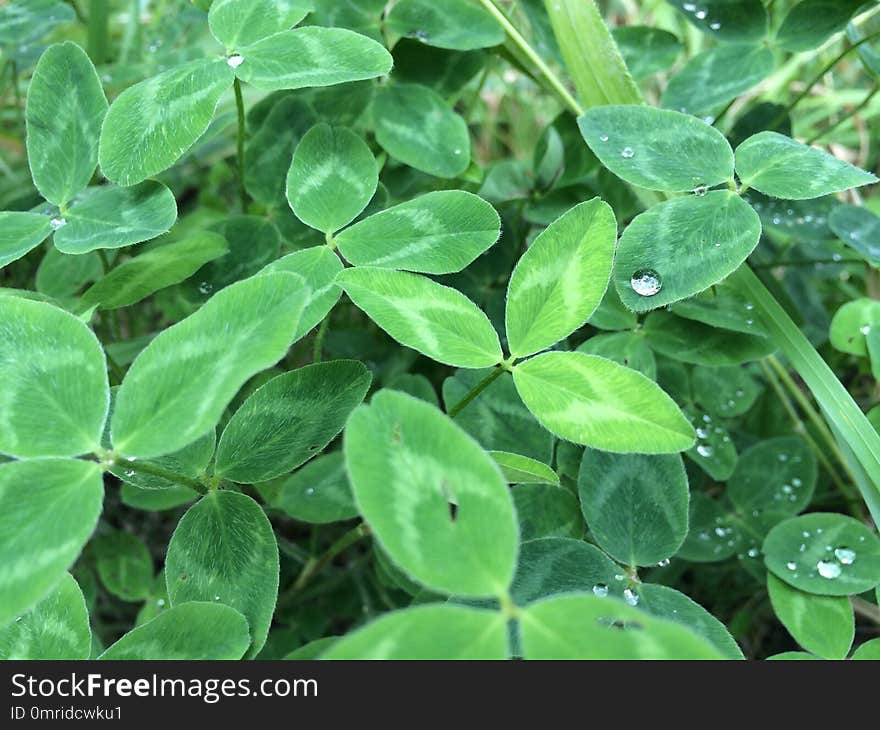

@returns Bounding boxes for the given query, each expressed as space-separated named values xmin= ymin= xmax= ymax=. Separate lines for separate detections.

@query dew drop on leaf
xmin=623 ymin=587 xmax=639 ymax=606
xmin=834 ymin=547 xmax=856 ymax=565
xmin=592 ymin=584 xmax=609 ymax=597
xmin=630 ymin=269 xmax=661 ymax=296
xmin=816 ymin=560 xmax=842 ymax=579
xmin=620 ymin=146 xmax=635 ymax=159
xmin=227 ymin=54 xmax=244 ymax=69
xmin=50 ymin=217 xmax=66 ymax=230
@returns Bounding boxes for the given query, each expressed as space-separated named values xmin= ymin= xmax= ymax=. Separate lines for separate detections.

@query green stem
xmin=115 ymin=457 xmax=208 ymax=494
xmin=292 ymin=523 xmax=371 ymax=593
xmin=477 ymin=0 xmax=584 ymax=115
xmin=312 ymin=316 xmax=329 ymax=363
xmin=87 ymin=0 xmax=109 ymax=65
xmin=448 ymin=366 xmax=505 ymax=418
xmin=730 ymin=265 xmax=880 ymax=523
xmin=807 ymin=86 xmax=879 ymax=145
xmin=233 ymin=77 xmax=248 ymax=212
xmin=752 ymin=257 xmax=863 ymax=268
xmin=769 ymin=30 xmax=880 ymax=131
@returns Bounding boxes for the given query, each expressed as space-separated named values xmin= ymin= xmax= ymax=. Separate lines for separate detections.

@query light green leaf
xmin=166 ymin=491 xmax=278 ymax=657
xmin=0 ymin=296 xmax=108 ymax=458
xmin=36 ymin=246 xmax=102 ymax=297
xmin=829 ymin=205 xmax=880 ymax=267
xmin=232 ymin=27 xmax=392 ymax=91
xmin=286 ymin=123 xmax=377 ymax=233
xmin=53 ymin=181 xmax=177 ymax=254
xmin=767 ymin=572 xmax=853 ymax=660
xmin=81 ymin=231 xmax=229 ymax=310
xmin=776 ymin=0 xmax=867 ymax=52
xmin=215 ymin=360 xmax=371 ymax=483
xmin=0 ymin=211 xmax=51 ymax=269
xmin=512 ymin=351 xmax=695 ymax=453
xmin=99 ymin=602 xmax=251 ymax=660
xmin=729 ymin=435 xmax=817 ymax=515
xmin=614 ymin=191 xmax=761 ymax=313
xmin=578 ymin=450 xmax=689 ymax=565
xmin=511 ymin=486 xmax=583 ymax=541
xmin=273 ymin=452 xmax=359 ymax=523
xmin=612 ymin=27 xmax=682 ymax=79
xmin=335 ymin=190 xmax=500 ymax=274
xmin=644 ymin=311 xmax=776 ymax=365
xmin=692 ymin=365 xmax=761 ymax=418
xmin=0 ymin=1 xmax=74 ymax=46
xmin=735 ymin=132 xmax=877 ymax=199
xmin=577 ymin=332 xmax=657 ymax=379
xmin=373 ymin=83 xmax=470 ymax=178
xmin=0 ymin=459 xmax=103 ymax=626
xmin=260 ymin=246 xmax=344 ymax=340
xmin=490 ymin=451 xmax=558 ymax=485
xmin=668 ymin=0 xmax=768 ymax=43
xmin=520 ymin=594 xmax=723 ymax=659
xmin=322 ymin=604 xmax=508 ymax=659
xmin=337 ymin=267 xmax=503 ymax=368
xmin=852 ymin=638 xmax=880 ymax=660
xmin=763 ymin=513 xmax=880 ymax=596
xmin=662 ymin=44 xmax=775 ymax=117
xmin=93 ymin=531 xmax=154 ymax=602
xmin=26 ymin=42 xmax=107 ymax=206
xmin=111 ymin=272 xmax=308 ymax=459
xmin=344 ymin=389 xmax=518 ymax=597
xmin=209 ymin=0 xmax=313 ymax=49
xmin=0 ymin=573 xmax=90 ymax=660
xmin=829 ymin=299 xmax=880 ymax=357
xmin=670 ymin=280 xmax=770 ymax=337
xmin=99 ymin=58 xmax=235 ymax=186
xmin=578 ymin=106 xmax=733 ymax=192
xmin=506 ymin=198 xmax=616 ymax=357
xmin=385 ymin=0 xmax=504 ymax=50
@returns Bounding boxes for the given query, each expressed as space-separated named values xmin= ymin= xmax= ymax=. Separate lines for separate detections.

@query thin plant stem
xmin=116 ymin=457 xmax=207 ymax=494
xmin=447 ymin=366 xmax=505 ymax=418
xmin=233 ymin=77 xmax=248 ymax=212
xmin=752 ymin=257 xmax=863 ymax=268
xmin=87 ymin=0 xmax=109 ymax=65
xmin=477 ymin=0 xmax=584 ymax=116
xmin=313 ymin=317 xmax=330 ymax=363
xmin=292 ymin=523 xmax=371 ymax=593
xmin=807 ymin=86 xmax=879 ymax=145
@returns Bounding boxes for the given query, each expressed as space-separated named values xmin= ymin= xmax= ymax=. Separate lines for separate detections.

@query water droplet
xmin=623 ymin=588 xmax=639 ymax=606
xmin=834 ymin=547 xmax=856 ymax=565
xmin=802 ymin=530 xmax=811 ymax=538
xmin=817 ymin=560 xmax=841 ymax=579
xmin=786 ymin=561 xmax=797 ymax=571
xmin=599 ymin=134 xmax=609 ymax=142
xmin=709 ymin=21 xmax=721 ymax=30
xmin=198 ymin=281 xmax=213 ymax=295
xmin=693 ymin=185 xmax=709 ymax=197
xmin=791 ymin=478 xmax=802 ymax=487
xmin=778 ymin=453 xmax=788 ymax=462
xmin=621 ymin=146 xmax=635 ymax=159
xmin=305 ymin=487 xmax=315 ymax=496
xmin=860 ymin=325 xmax=871 ymax=335
xmin=713 ymin=242 xmax=721 ymax=248
xmin=656 ymin=558 xmax=671 ymax=567
xmin=702 ymin=414 xmax=712 ymax=423
xmin=50 ymin=217 xmax=66 ymax=230
xmin=781 ymin=484 xmax=793 ymax=495
xmin=592 ymin=584 xmax=609 ymax=597
xmin=227 ymin=54 xmax=244 ymax=68
xmin=683 ymin=2 xmax=697 ymax=10
xmin=630 ymin=269 xmax=661 ymax=296
xmin=125 ymin=456 xmax=137 ymax=462
xmin=453 ymin=148 xmax=462 ymax=155
xmin=696 ymin=427 xmax=708 ymax=439
xmin=214 ymin=595 xmax=221 ymax=601
xmin=14 ymin=616 xmax=22 ymax=622
xmin=695 ymin=9 xmax=708 ymax=20
xmin=696 ymin=444 xmax=713 ymax=458
xmin=124 ymin=469 xmax=135 ymax=477
xmin=157 ymin=598 xmax=165 ymax=607
xmin=747 ymin=547 xmax=759 ymax=558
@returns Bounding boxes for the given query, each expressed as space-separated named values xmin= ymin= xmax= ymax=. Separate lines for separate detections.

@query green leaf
xmin=512 ymin=485 xmax=583 ymax=541
xmin=52 ymin=181 xmax=177 ymax=254
xmin=232 ymin=27 xmax=392 ymax=91
xmin=611 ymin=27 xmax=682 ymax=79
xmin=512 ymin=351 xmax=695 ymax=453
xmin=26 ymin=42 xmax=107 ymax=206
xmin=735 ymin=132 xmax=877 ymax=199
xmin=0 ymin=212 xmax=51 ymax=269
xmin=111 ymin=272 xmax=308 ymax=459
xmin=373 ymin=83 xmax=470 ymax=178
xmin=676 ymin=492 xmax=739 ymax=562
xmin=0 ymin=459 xmax=103 ymax=625
xmin=35 ymin=247 xmax=102 ymax=297
xmin=0 ymin=1 xmax=74 ymax=46
xmin=578 ymin=106 xmax=733 ymax=192
xmin=0 ymin=573 xmax=90 ymax=660
xmin=577 ymin=332 xmax=657 ymax=379
xmin=215 ymin=360 xmax=371 ymax=483
xmin=830 ymin=299 xmax=880 ymax=357
xmin=166 ymin=491 xmax=279 ymax=658
xmin=578 ymin=450 xmax=689 ymax=565
xmin=273 ymin=452 xmax=359 ymax=523
xmin=728 ymin=435 xmax=817 ymax=515
xmin=520 ymin=594 xmax=723 ymax=659
xmin=81 ymin=231 xmax=229 ymax=310
xmin=99 ymin=58 xmax=235 ymax=186
xmin=662 ymin=44 xmax=775 ymax=117
xmin=763 ymin=513 xmax=880 ymax=596
xmin=776 ymin=0 xmax=867 ymax=52
xmin=337 ymin=267 xmax=503 ymax=368
xmin=853 ymin=638 xmax=880 ymax=660
xmin=93 ymin=531 xmax=154 ymax=602
xmin=99 ymin=602 xmax=251 ymax=660
xmin=344 ymin=389 xmax=518 ymax=597
xmin=686 ymin=410 xmax=738 ymax=481
xmin=286 ymin=123 xmax=377 ymax=234
xmin=0 ymin=296 xmax=108 ymax=458
xmin=336 ymin=190 xmax=500 ymax=274
xmin=614 ymin=192 xmax=761 ymax=313
xmin=385 ymin=0 xmax=504 ymax=51
xmin=692 ymin=365 xmax=761 ymax=418
xmin=260 ymin=246 xmax=344 ymax=340
xmin=767 ymin=572 xmax=853 ymax=660
xmin=322 ymin=604 xmax=508 ymax=659
xmin=643 ymin=311 xmax=776 ymax=365
xmin=506 ymin=198 xmax=616 ymax=357
xmin=638 ymin=583 xmax=744 ymax=659
xmin=208 ymin=0 xmax=312 ymax=49
xmin=670 ymin=280 xmax=770 ymax=337
xmin=829 ymin=205 xmax=880 ymax=267
xmin=668 ymin=0 xmax=769 ymax=43
xmin=490 ymin=451 xmax=558 ymax=485
xmin=442 ymin=370 xmax=553 ymax=462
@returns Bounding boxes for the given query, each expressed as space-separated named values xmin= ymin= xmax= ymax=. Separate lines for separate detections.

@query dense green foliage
xmin=1 ymin=0 xmax=879 ymax=660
